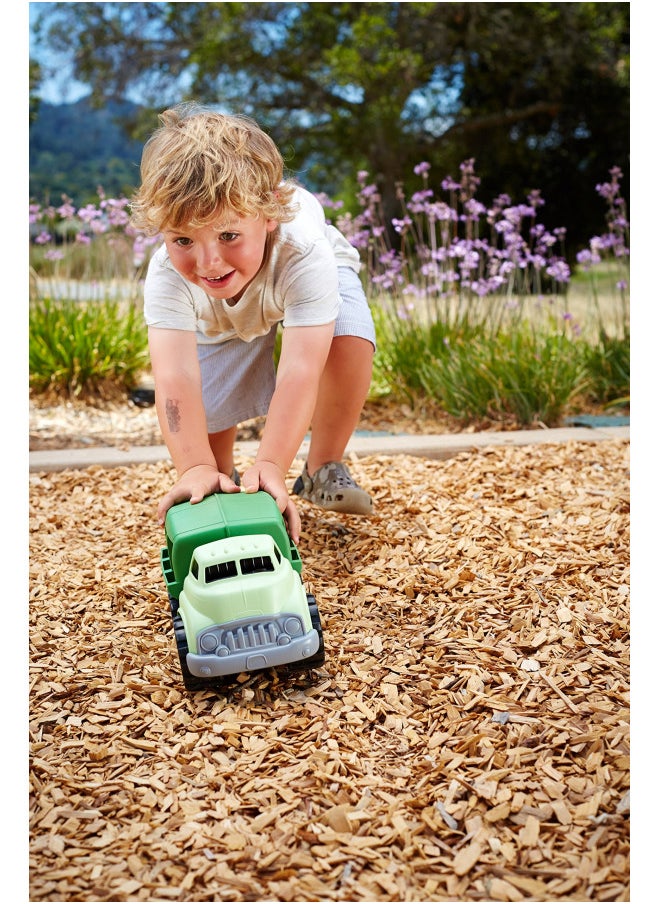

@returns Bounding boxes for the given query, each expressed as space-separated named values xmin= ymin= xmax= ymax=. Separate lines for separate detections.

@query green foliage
xmin=371 ymin=312 xmax=590 ymax=427
xmin=31 ymin=1 xmax=629 ymax=252
xmin=581 ymin=332 xmax=630 ymax=407
xmin=29 ymin=98 xmax=143 ymax=205
xmin=431 ymin=329 xmax=588 ymax=426
xmin=29 ymin=298 xmax=149 ymax=397
xmin=371 ymin=302 xmax=467 ymax=401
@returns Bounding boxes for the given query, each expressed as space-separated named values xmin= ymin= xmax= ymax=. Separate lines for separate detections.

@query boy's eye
xmin=219 ymin=232 xmax=239 ymax=242
xmin=173 ymin=236 xmax=192 ymax=247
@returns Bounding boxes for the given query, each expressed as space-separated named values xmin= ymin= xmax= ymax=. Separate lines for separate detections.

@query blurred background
xmin=29 ymin=1 xmax=630 ymax=261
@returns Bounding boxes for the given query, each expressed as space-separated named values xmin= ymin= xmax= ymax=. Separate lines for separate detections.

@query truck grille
xmin=198 ymin=616 xmax=303 ymax=656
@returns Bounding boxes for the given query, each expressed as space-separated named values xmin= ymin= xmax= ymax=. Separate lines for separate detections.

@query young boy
xmin=130 ymin=104 xmax=376 ymax=544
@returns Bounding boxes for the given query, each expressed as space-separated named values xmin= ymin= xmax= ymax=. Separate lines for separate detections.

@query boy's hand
xmin=242 ymin=460 xmax=301 ymax=544
xmin=156 ymin=464 xmax=240 ymax=524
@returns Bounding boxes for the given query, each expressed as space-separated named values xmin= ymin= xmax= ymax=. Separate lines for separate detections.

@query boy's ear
xmin=265 ymin=218 xmax=279 ymax=233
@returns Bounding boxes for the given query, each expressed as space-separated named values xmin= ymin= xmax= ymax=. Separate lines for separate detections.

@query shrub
xmin=427 ymin=328 xmax=588 ymax=425
xmin=29 ymin=298 xmax=149 ymax=397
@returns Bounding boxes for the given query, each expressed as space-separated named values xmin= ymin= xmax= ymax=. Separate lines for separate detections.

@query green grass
xmin=29 ymin=276 xmax=629 ymax=428
xmin=368 ymin=273 xmax=628 ymax=426
xmin=29 ymin=297 xmax=149 ymax=397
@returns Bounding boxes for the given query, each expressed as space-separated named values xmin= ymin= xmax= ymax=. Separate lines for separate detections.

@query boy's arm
xmin=242 ymin=322 xmax=334 ymax=499
xmin=148 ymin=327 xmax=238 ymax=522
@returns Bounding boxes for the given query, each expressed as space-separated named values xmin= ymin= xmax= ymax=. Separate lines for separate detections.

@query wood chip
xmin=29 ymin=438 xmax=630 ymax=901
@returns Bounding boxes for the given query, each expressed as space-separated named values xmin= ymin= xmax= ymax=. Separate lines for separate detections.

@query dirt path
xmin=29 ymin=440 xmax=629 ymax=901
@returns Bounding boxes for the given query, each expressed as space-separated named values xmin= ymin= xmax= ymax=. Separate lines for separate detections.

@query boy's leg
xmin=293 ymin=266 xmax=376 ymax=514
xmin=208 ymin=426 xmax=238 ymax=477
xmin=306 ymin=335 xmax=373 ymax=474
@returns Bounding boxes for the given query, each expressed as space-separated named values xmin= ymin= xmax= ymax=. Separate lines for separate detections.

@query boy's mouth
xmin=202 ymin=271 xmax=235 ymax=288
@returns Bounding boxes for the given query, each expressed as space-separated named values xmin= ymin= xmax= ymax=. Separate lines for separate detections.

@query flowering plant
xmin=329 ymin=159 xmax=573 ymax=337
xmin=29 ymin=164 xmax=629 ymax=416
xmin=575 ymin=166 xmax=630 ymax=340
xmin=29 ymin=190 xmax=160 ymax=304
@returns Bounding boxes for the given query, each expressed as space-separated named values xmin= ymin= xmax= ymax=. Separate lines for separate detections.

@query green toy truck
xmin=160 ymin=490 xmax=325 ymax=691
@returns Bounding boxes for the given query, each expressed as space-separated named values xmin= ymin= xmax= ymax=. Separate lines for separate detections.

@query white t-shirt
xmin=143 ymin=186 xmax=361 ymax=344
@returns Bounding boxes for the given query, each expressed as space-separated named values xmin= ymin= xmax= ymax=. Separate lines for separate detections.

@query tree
xmin=440 ymin=3 xmax=630 ymax=252
xmin=31 ymin=2 xmax=629 ymax=255
xmin=29 ymin=58 xmax=42 ymax=124
xmin=29 ymin=99 xmax=144 ymax=205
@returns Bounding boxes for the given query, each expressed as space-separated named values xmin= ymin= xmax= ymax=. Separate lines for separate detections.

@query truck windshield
xmin=240 ymin=556 xmax=275 ymax=575
xmin=205 ymin=560 xmax=239 ymax=583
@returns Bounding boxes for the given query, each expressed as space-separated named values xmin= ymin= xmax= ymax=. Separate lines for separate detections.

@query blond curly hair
xmin=130 ymin=104 xmax=298 ymax=235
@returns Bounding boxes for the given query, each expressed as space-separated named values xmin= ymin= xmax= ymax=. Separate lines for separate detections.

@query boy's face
xmin=162 ymin=211 xmax=278 ymax=301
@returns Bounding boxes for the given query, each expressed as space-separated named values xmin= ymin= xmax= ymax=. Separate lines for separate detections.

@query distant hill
xmin=29 ymin=98 xmax=145 ymax=205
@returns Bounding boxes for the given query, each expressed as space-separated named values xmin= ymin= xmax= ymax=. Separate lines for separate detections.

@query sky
xmin=29 ymin=0 xmax=91 ymax=104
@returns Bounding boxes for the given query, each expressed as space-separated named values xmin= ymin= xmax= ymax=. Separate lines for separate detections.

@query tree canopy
xmin=31 ymin=1 xmax=629 ymax=255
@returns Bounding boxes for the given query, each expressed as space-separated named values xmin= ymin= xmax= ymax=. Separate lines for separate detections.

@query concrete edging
xmin=29 ymin=425 xmax=630 ymax=473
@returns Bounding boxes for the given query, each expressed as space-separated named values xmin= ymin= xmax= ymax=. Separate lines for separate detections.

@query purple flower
xmin=526 ymin=189 xmax=545 ymax=209
xmin=410 ymin=189 xmax=434 ymax=204
xmin=428 ymin=202 xmax=456 ymax=222
xmin=57 ymin=201 xmax=76 ymax=219
xmin=576 ymin=249 xmax=594 ymax=267
xmin=596 ymin=180 xmax=620 ymax=202
xmin=315 ymin=192 xmax=344 ymax=211
xmin=391 ymin=216 xmax=412 ymax=234
xmin=77 ymin=204 xmax=102 ymax=224
xmin=527 ymin=253 xmax=546 ymax=270
xmin=464 ymin=199 xmax=486 ymax=219
xmin=546 ymin=259 xmax=571 ymax=283
xmin=347 ymin=230 xmax=371 ymax=250
xmin=441 ymin=176 xmax=461 ymax=193
xmin=359 ymin=183 xmax=380 ymax=202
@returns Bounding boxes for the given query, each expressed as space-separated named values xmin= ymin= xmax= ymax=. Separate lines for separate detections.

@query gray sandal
xmin=292 ymin=461 xmax=373 ymax=515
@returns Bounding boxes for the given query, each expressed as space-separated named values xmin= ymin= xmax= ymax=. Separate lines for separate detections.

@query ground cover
xmin=29 ymin=390 xmax=625 ymax=453
xmin=29 ymin=439 xmax=630 ymax=901
xmin=27 ymin=396 xmax=491 ymax=452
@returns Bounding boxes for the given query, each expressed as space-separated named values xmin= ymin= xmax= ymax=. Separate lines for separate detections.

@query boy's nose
xmin=199 ymin=243 xmax=224 ymax=270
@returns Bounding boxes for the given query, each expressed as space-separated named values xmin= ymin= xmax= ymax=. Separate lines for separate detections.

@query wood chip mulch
xmin=28 ymin=395 xmax=519 ymax=453
xmin=29 ymin=439 xmax=630 ymax=902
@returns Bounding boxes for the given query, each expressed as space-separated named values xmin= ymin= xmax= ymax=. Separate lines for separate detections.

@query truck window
xmin=205 ymin=560 xmax=239 ymax=583
xmin=240 ymin=555 xmax=275 ymax=575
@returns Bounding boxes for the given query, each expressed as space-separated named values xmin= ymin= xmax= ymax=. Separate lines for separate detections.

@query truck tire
xmin=171 ymin=612 xmax=238 ymax=693
xmin=172 ymin=612 xmax=210 ymax=692
xmin=307 ymin=593 xmax=326 ymax=668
